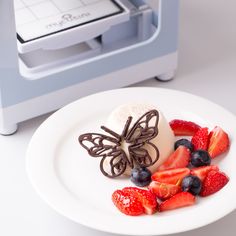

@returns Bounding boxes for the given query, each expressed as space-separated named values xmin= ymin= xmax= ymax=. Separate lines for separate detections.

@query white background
xmin=1 ymin=0 xmax=236 ymax=235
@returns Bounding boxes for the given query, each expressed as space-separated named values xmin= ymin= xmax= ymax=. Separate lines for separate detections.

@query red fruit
xmin=200 ymin=170 xmax=229 ymax=197
xmin=112 ymin=190 xmax=144 ymax=216
xmin=148 ymin=181 xmax=181 ymax=200
xmin=208 ymin=126 xmax=230 ymax=158
xmin=191 ymin=165 xmax=219 ymax=181
xmin=152 ymin=168 xmax=191 ymax=185
xmin=158 ymin=146 xmax=190 ymax=171
xmin=159 ymin=192 xmax=196 ymax=212
xmin=169 ymin=119 xmax=201 ymax=136
xmin=122 ymin=187 xmax=158 ymax=215
xmin=191 ymin=127 xmax=209 ymax=151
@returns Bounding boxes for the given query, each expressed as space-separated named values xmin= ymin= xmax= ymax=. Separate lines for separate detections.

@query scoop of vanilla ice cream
xmin=104 ymin=103 xmax=175 ymax=176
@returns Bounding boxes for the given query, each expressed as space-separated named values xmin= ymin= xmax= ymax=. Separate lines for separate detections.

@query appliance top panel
xmin=14 ymin=0 xmax=125 ymax=43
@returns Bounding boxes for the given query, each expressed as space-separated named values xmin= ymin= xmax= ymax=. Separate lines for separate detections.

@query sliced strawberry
xmin=191 ymin=127 xmax=209 ymax=151
xmin=112 ymin=190 xmax=144 ymax=216
xmin=158 ymin=146 xmax=190 ymax=171
xmin=122 ymin=187 xmax=158 ymax=215
xmin=200 ymin=170 xmax=229 ymax=197
xmin=152 ymin=168 xmax=191 ymax=185
xmin=148 ymin=181 xmax=181 ymax=200
xmin=191 ymin=165 xmax=219 ymax=181
xmin=169 ymin=119 xmax=201 ymax=136
xmin=208 ymin=126 xmax=230 ymax=158
xmin=159 ymin=192 xmax=196 ymax=212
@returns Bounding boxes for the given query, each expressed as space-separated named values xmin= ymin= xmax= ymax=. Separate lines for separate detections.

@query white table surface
xmin=1 ymin=0 xmax=236 ymax=235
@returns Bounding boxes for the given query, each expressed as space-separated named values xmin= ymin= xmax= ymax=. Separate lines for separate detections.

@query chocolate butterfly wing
xmin=78 ymin=133 xmax=129 ymax=177
xmin=126 ymin=110 xmax=159 ymax=144
xmin=128 ymin=142 xmax=160 ymax=168
xmin=100 ymin=149 xmax=128 ymax=178
xmin=79 ymin=133 xmax=118 ymax=157
xmin=125 ymin=110 xmax=160 ymax=167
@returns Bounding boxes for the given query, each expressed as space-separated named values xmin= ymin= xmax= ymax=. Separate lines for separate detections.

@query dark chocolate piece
xmin=78 ymin=110 xmax=160 ymax=178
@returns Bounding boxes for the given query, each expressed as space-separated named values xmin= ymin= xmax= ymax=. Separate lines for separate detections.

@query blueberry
xmin=181 ymin=175 xmax=202 ymax=195
xmin=191 ymin=150 xmax=211 ymax=167
xmin=174 ymin=139 xmax=194 ymax=152
xmin=130 ymin=167 xmax=151 ymax=187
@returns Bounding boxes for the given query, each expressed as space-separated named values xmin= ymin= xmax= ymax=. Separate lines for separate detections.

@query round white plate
xmin=26 ymin=87 xmax=236 ymax=235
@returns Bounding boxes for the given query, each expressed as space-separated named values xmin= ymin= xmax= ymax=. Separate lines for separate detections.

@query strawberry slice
xmin=112 ymin=190 xmax=144 ymax=216
xmin=208 ymin=126 xmax=230 ymax=158
xmin=122 ymin=187 xmax=158 ymax=215
xmin=158 ymin=146 xmax=190 ymax=171
xmin=191 ymin=165 xmax=219 ymax=181
xmin=169 ymin=119 xmax=201 ymax=136
xmin=152 ymin=168 xmax=191 ymax=185
xmin=200 ymin=170 xmax=229 ymax=197
xmin=159 ymin=192 xmax=196 ymax=212
xmin=148 ymin=181 xmax=181 ymax=200
xmin=191 ymin=127 xmax=209 ymax=151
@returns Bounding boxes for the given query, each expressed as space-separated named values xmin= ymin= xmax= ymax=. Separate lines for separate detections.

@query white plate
xmin=26 ymin=87 xmax=236 ymax=236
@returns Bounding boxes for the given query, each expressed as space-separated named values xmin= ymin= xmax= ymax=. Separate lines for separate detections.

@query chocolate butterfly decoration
xmin=78 ymin=110 xmax=160 ymax=178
